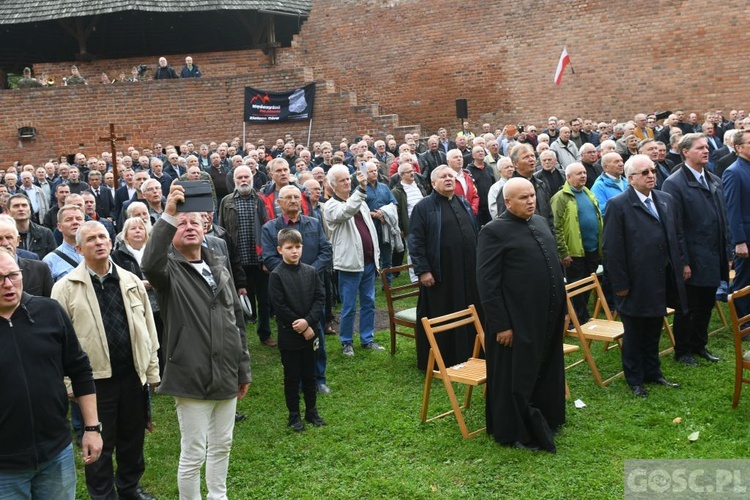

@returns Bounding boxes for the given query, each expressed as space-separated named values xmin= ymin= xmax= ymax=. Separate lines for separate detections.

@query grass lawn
xmin=74 ymin=274 xmax=749 ymax=499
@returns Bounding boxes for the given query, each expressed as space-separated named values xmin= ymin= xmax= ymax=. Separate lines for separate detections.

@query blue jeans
xmin=338 ymin=263 xmax=376 ymax=346
xmin=0 ymin=443 xmax=76 ymax=500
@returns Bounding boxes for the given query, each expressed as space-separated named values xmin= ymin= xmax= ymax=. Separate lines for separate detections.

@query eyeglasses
xmin=0 ymin=270 xmax=22 ymax=285
xmin=636 ymin=168 xmax=657 ymax=176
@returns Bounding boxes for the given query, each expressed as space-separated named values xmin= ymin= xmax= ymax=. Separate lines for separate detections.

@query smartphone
xmin=358 ymin=161 xmax=367 ymax=176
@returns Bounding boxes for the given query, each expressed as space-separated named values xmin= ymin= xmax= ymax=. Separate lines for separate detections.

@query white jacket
xmin=323 ymin=188 xmax=380 ymax=272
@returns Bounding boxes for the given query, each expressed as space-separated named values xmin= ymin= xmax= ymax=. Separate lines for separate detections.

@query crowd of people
xmin=3 ymin=106 xmax=750 ymax=497
xmin=14 ymin=55 xmax=202 ymax=88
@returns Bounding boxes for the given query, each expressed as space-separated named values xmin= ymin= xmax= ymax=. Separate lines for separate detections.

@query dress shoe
xmin=630 ymin=385 xmax=649 ymax=397
xmin=696 ymin=349 xmax=720 ymax=362
xmin=288 ymin=412 xmax=304 ymax=432
xmin=262 ymin=338 xmax=278 ymax=347
xmin=324 ymin=322 xmax=336 ymax=335
xmin=304 ymin=408 xmax=326 ymax=427
xmin=512 ymin=441 xmax=540 ymax=451
xmin=120 ymin=486 xmax=156 ymax=500
xmin=317 ymin=383 xmax=331 ymax=395
xmin=235 ymin=412 xmax=248 ymax=423
xmin=676 ymin=354 xmax=698 ymax=366
xmin=649 ymin=377 xmax=679 ymax=388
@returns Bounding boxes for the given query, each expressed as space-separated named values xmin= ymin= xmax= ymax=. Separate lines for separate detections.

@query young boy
xmin=269 ymin=228 xmax=326 ymax=431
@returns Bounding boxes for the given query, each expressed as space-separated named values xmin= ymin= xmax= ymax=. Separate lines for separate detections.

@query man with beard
xmin=408 ymin=166 xmax=480 ymax=370
xmin=477 ymin=177 xmax=566 ymax=452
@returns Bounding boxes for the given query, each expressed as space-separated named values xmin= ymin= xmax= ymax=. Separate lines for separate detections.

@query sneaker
xmin=317 ymin=383 xmax=332 ymax=395
xmin=361 ymin=341 xmax=385 ymax=351
xmin=287 ymin=412 xmax=304 ymax=432
xmin=305 ymin=408 xmax=326 ymax=427
xmin=342 ymin=343 xmax=354 ymax=356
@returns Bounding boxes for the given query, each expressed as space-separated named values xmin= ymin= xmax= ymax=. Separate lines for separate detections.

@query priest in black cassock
xmin=408 ymin=165 xmax=481 ymax=371
xmin=476 ymin=177 xmax=566 ymax=452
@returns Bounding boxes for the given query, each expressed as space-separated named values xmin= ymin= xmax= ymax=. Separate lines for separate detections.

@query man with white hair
xmin=550 ymin=163 xmax=603 ymax=323
xmin=153 ymin=56 xmax=178 ymax=79
xmin=603 ymin=154 xmax=686 ymax=397
xmin=324 ymin=165 xmax=383 ymax=356
xmin=550 ymin=126 xmax=581 ymax=168
xmin=53 ymin=220 xmax=159 ymax=500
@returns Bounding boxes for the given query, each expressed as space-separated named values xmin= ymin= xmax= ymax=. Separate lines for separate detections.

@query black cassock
xmin=415 ymin=195 xmax=481 ymax=371
xmin=476 ymin=211 xmax=566 ymax=452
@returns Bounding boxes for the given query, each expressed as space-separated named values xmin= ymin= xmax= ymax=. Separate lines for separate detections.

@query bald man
xmin=477 ymin=177 xmax=566 ymax=452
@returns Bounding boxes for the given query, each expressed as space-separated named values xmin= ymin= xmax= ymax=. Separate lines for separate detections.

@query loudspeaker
xmin=455 ymin=99 xmax=468 ymax=119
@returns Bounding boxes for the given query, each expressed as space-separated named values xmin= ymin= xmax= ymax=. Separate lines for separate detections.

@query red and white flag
xmin=554 ymin=47 xmax=571 ymax=85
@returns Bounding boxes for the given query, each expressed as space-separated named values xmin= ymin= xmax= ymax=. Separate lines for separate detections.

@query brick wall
xmin=2 ymin=0 xmax=748 ymax=167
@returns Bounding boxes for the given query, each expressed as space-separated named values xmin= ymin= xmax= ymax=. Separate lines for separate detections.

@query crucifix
xmin=98 ymin=123 xmax=126 ymax=184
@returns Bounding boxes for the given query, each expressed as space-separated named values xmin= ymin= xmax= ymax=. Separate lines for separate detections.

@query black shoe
xmin=512 ymin=441 xmax=540 ymax=451
xmin=304 ymin=408 xmax=326 ymax=427
xmin=235 ymin=412 xmax=248 ymax=423
xmin=695 ymin=349 xmax=720 ymax=362
xmin=630 ymin=384 xmax=649 ymax=397
xmin=288 ymin=412 xmax=304 ymax=432
xmin=676 ymin=354 xmax=699 ymax=366
xmin=120 ymin=486 xmax=156 ymax=500
xmin=649 ymin=377 xmax=679 ymax=388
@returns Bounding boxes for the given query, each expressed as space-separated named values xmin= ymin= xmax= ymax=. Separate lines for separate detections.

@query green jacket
xmin=550 ymin=182 xmax=602 ymax=259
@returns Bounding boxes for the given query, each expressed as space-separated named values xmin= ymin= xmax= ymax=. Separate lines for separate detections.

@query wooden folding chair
xmin=727 ymin=285 xmax=750 ymax=408
xmin=563 ymin=342 xmax=580 ymax=398
xmin=420 ymin=304 xmax=487 ymax=439
xmin=380 ymin=264 xmax=420 ymax=355
xmin=565 ymin=273 xmax=624 ymax=387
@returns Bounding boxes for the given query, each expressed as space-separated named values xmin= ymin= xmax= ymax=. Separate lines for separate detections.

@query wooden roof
xmin=0 ymin=0 xmax=311 ymax=24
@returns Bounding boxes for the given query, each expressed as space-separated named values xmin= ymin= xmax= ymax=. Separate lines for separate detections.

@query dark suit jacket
xmin=603 ymin=188 xmax=687 ymax=317
xmin=723 ymin=156 xmax=750 ymax=247
xmin=18 ymin=257 xmax=53 ymax=297
xmin=716 ymin=151 xmax=737 ymax=177
xmin=417 ymin=149 xmax=447 ymax=181
xmin=113 ymin=186 xmax=137 ymax=225
xmin=92 ymin=186 xmax=115 ymax=220
xmin=661 ymin=165 xmax=729 ymax=287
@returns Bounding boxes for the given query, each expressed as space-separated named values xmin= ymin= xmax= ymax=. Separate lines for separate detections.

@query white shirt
xmin=402 ymin=182 xmax=424 ymax=218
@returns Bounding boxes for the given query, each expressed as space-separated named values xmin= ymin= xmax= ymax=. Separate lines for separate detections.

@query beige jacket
xmin=52 ymin=262 xmax=160 ymax=391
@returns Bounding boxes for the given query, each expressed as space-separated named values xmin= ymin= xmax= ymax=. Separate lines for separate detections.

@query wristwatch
xmin=84 ymin=423 xmax=102 ymax=433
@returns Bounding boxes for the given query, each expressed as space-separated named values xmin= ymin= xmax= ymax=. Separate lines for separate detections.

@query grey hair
xmin=326 ymin=164 xmax=350 ymax=187
xmin=75 ymin=220 xmax=107 ymax=246
xmin=431 ymin=165 xmax=452 ymax=181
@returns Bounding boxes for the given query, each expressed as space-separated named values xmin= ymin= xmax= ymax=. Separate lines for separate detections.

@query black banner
xmin=244 ymin=83 xmax=315 ymax=123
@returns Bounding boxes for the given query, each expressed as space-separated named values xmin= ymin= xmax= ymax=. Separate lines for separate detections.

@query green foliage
xmin=74 ymin=282 xmax=748 ymax=499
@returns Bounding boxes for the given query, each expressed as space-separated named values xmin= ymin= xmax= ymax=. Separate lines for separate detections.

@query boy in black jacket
xmin=269 ymin=228 xmax=326 ymax=431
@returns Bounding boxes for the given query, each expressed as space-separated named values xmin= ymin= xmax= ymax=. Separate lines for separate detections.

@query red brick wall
xmin=2 ymin=0 xmax=747 ymax=167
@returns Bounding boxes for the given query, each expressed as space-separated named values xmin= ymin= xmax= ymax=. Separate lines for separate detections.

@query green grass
xmin=74 ymin=276 xmax=750 ymax=499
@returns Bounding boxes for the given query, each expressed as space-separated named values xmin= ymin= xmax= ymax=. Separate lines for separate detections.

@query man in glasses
xmin=0 ymin=247 xmax=102 ymax=498
xmin=603 ymin=154 xmax=687 ymax=398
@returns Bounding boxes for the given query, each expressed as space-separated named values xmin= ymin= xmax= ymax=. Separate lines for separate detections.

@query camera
xmin=137 ymin=65 xmax=148 ymax=77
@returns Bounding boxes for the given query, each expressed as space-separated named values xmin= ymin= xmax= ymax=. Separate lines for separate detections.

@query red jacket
xmin=453 ymin=169 xmax=479 ymax=215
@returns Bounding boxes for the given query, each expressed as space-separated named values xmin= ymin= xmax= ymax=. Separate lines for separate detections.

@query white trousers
xmin=174 ymin=397 xmax=237 ymax=500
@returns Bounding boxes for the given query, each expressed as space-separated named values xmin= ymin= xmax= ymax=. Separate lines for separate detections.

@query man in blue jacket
xmin=723 ymin=129 xmax=750 ymax=336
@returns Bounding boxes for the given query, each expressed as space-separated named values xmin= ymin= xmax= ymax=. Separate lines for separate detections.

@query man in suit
xmin=0 ymin=216 xmax=52 ymax=297
xmin=87 ymin=171 xmax=114 ymax=220
xmin=662 ymin=133 xmax=728 ymax=365
xmin=418 ymin=135 xmax=446 ymax=183
xmin=715 ymin=130 xmax=738 ymax=177
xmin=723 ymin=129 xmax=750 ymax=338
xmin=603 ymin=154 xmax=687 ymax=397
xmin=113 ymin=168 xmax=137 ymax=225
xmin=702 ymin=122 xmax=721 ymax=172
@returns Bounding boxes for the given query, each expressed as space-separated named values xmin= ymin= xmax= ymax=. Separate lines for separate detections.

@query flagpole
xmin=306 ymin=119 xmax=313 ymax=149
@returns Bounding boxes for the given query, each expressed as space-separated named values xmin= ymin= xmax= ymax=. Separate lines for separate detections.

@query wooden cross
xmin=98 ymin=123 xmax=126 ymax=184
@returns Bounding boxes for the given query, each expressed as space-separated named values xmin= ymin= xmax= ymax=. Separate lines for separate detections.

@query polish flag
xmin=554 ymin=47 xmax=571 ymax=85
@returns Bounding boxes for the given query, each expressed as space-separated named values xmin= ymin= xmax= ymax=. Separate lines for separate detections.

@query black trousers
xmin=85 ymin=371 xmax=146 ymax=500
xmin=280 ymin=347 xmax=316 ymax=415
xmin=673 ymin=284 xmax=716 ymax=358
xmin=620 ymin=314 xmax=664 ymax=387
xmin=244 ymin=264 xmax=271 ymax=340
xmin=566 ymin=251 xmax=601 ymax=322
